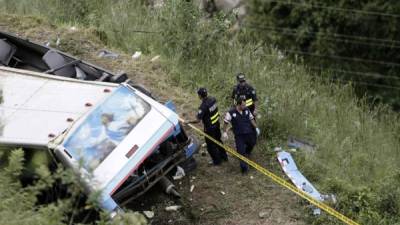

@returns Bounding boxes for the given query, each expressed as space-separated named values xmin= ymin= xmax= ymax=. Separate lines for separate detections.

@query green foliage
xmin=248 ymin=0 xmax=400 ymax=109
xmin=0 ymin=149 xmax=148 ymax=225
xmin=0 ymin=149 xmax=64 ymax=225
xmin=1 ymin=0 xmax=400 ymax=224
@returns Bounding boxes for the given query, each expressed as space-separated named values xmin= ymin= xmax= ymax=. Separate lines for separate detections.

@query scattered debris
xmin=132 ymin=51 xmax=142 ymax=60
xmin=165 ymin=205 xmax=182 ymax=212
xmin=258 ymin=210 xmax=270 ymax=218
xmin=220 ymin=191 xmax=226 ymax=196
xmin=150 ymin=55 xmax=160 ymax=62
xmin=201 ymin=143 xmax=207 ymax=148
xmin=173 ymin=166 xmax=185 ymax=180
xmin=200 ymin=149 xmax=207 ymax=156
xmin=250 ymin=176 xmax=254 ymax=180
xmin=287 ymin=136 xmax=316 ymax=152
xmin=190 ymin=185 xmax=195 ymax=192
xmin=313 ymin=208 xmax=321 ymax=215
xmin=143 ymin=211 xmax=154 ymax=219
xmin=69 ymin=26 xmax=77 ymax=31
xmin=98 ymin=49 xmax=119 ymax=59
xmin=55 ymin=37 xmax=60 ymax=47
xmin=277 ymin=150 xmax=325 ymax=216
xmin=322 ymin=194 xmax=337 ymax=204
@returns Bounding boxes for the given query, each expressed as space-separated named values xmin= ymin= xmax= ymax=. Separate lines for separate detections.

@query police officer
xmin=186 ymin=88 xmax=228 ymax=165
xmin=223 ymin=96 xmax=260 ymax=174
xmin=231 ymin=73 xmax=258 ymax=116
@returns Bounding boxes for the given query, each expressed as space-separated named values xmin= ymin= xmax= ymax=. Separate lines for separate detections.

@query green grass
xmin=1 ymin=0 xmax=400 ymax=224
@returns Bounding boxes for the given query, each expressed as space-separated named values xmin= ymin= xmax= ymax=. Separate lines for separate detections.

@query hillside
xmin=0 ymin=14 xmax=305 ymax=225
xmin=1 ymin=1 xmax=400 ymax=224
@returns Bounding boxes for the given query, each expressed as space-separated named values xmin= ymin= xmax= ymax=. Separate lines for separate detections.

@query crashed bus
xmin=0 ymin=31 xmax=199 ymax=215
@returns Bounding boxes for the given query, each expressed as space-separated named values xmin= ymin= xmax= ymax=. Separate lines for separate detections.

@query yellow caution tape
xmin=181 ymin=119 xmax=360 ymax=225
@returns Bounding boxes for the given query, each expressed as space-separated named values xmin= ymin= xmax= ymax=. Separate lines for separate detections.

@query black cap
xmin=236 ymin=73 xmax=246 ymax=82
xmin=197 ymin=87 xmax=207 ymax=98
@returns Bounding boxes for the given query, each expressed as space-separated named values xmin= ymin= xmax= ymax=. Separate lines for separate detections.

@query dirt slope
xmin=0 ymin=14 xmax=307 ymax=225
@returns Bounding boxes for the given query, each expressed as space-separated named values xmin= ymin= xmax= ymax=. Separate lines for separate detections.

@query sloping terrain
xmin=0 ymin=14 xmax=306 ymax=225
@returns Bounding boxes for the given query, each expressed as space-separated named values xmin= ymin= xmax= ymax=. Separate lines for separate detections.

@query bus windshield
xmin=62 ymin=86 xmax=150 ymax=170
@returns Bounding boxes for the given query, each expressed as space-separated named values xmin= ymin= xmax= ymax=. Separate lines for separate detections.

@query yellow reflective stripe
xmin=211 ymin=116 xmax=219 ymax=124
xmin=246 ymin=99 xmax=253 ymax=106
xmin=210 ymin=112 xmax=219 ymax=120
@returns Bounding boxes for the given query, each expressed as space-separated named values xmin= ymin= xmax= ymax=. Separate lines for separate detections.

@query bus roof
xmin=0 ymin=66 xmax=117 ymax=147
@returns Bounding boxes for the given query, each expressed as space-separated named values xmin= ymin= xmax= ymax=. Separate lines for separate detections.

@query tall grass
xmin=1 ymin=0 xmax=400 ymax=224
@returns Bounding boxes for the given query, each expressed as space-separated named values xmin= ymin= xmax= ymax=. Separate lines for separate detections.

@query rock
xmin=190 ymin=185 xmax=195 ymax=192
xmin=165 ymin=205 xmax=182 ymax=212
xmin=220 ymin=191 xmax=226 ymax=196
xmin=143 ymin=211 xmax=154 ymax=219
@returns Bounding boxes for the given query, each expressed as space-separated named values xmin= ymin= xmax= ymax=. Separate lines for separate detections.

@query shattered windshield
xmin=63 ymin=86 xmax=150 ymax=170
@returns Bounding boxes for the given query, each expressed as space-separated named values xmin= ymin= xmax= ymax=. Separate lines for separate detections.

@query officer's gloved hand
xmin=222 ymin=132 xmax=229 ymax=140
xmin=256 ymin=127 xmax=260 ymax=136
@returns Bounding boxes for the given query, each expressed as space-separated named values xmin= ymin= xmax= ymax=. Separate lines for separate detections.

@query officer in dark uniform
xmin=186 ymin=88 xmax=228 ymax=165
xmin=231 ymin=73 xmax=258 ymax=116
xmin=223 ymin=96 xmax=260 ymax=174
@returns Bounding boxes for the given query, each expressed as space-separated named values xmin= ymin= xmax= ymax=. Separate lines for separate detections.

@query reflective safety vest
xmin=210 ymin=111 xmax=220 ymax=125
xmin=197 ymin=97 xmax=220 ymax=130
xmin=228 ymin=108 xmax=254 ymax=135
xmin=232 ymin=84 xmax=256 ymax=108
xmin=245 ymin=98 xmax=253 ymax=107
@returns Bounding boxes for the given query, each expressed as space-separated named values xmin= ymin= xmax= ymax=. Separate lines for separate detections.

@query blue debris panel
xmin=277 ymin=151 xmax=323 ymax=202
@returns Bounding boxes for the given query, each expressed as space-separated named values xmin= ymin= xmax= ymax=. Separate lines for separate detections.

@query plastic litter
xmin=165 ymin=205 xmax=182 ymax=212
xmin=172 ymin=166 xmax=185 ymax=180
xmin=143 ymin=211 xmax=154 ymax=219
xmin=98 ymin=49 xmax=119 ymax=59
xmin=132 ymin=51 xmax=142 ymax=60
